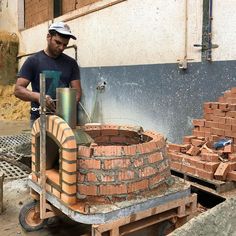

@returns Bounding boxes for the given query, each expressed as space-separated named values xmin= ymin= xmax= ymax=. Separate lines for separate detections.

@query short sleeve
xmin=70 ymin=60 xmax=80 ymax=82
xmin=17 ymin=56 xmax=37 ymax=82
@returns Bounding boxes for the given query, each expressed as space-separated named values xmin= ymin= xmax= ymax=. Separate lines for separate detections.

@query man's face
xmin=47 ymin=33 xmax=69 ymax=58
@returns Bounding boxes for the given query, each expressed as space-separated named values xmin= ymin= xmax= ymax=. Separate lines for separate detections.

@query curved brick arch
xmin=31 ymin=115 xmax=77 ymax=205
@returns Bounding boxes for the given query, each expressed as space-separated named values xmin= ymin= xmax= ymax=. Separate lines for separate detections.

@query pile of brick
xmin=167 ymin=87 xmax=236 ymax=182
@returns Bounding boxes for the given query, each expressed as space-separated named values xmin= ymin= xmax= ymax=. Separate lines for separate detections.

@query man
xmin=14 ymin=22 xmax=81 ymax=125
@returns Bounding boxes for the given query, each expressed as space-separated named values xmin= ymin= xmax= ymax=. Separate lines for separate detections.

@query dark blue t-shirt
xmin=17 ymin=50 xmax=80 ymax=120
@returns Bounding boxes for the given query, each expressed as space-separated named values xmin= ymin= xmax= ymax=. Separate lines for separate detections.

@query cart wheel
xmin=19 ymin=201 xmax=48 ymax=232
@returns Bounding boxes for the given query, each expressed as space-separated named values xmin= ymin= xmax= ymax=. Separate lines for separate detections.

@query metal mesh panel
xmin=0 ymin=161 xmax=28 ymax=180
xmin=0 ymin=133 xmax=31 ymax=149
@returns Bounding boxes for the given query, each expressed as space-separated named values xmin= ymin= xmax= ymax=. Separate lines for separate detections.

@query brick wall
xmin=24 ymin=0 xmax=102 ymax=29
xmin=168 ymin=87 xmax=236 ymax=183
xmin=77 ymin=124 xmax=170 ymax=202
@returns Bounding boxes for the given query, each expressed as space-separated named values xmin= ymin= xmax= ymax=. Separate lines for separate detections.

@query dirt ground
xmin=1 ymin=121 xmax=236 ymax=236
xmin=0 ymin=121 xmax=91 ymax=236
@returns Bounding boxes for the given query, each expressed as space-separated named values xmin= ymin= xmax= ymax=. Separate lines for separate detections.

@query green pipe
xmin=56 ymin=88 xmax=77 ymax=129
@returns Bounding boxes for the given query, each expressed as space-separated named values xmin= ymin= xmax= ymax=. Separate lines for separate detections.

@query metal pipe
xmin=56 ymin=88 xmax=77 ymax=129
xmin=184 ymin=0 xmax=188 ymax=61
xmin=207 ymin=0 xmax=213 ymax=61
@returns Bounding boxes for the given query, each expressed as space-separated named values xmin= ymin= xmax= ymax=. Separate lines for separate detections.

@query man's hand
xmin=45 ymin=95 xmax=56 ymax=113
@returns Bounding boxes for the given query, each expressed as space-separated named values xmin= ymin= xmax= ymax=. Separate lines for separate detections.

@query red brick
xmin=168 ymin=152 xmax=182 ymax=162
xmin=149 ymin=174 xmax=163 ymax=187
xmin=211 ymin=102 xmax=219 ymax=109
xmin=228 ymin=153 xmax=236 ymax=161
xmin=118 ymin=170 xmax=135 ymax=180
xmin=196 ymin=168 xmax=214 ymax=179
xmin=226 ymin=171 xmax=236 ymax=181
xmin=103 ymin=158 xmax=131 ymax=169
xmin=79 ymin=159 xmax=101 ymax=169
xmin=204 ymin=113 xmax=213 ymax=120
xmin=194 ymin=159 xmax=205 ymax=169
xmin=211 ymin=128 xmax=225 ymax=136
xmin=183 ymin=135 xmax=196 ymax=144
xmin=192 ymin=130 xmax=206 ymax=137
xmin=182 ymin=156 xmax=196 ymax=166
xmin=148 ymin=152 xmax=163 ymax=163
xmin=203 ymin=102 xmax=212 ymax=109
xmin=78 ymin=146 xmax=91 ymax=158
xmin=229 ymin=162 xmax=236 ymax=171
xmin=229 ymin=104 xmax=236 ymax=111
xmin=101 ymin=175 xmax=115 ymax=182
xmin=191 ymin=139 xmax=205 ymax=147
xmin=213 ymin=109 xmax=226 ymax=117
xmin=77 ymin=173 xmax=85 ymax=182
xmin=205 ymin=121 xmax=219 ymax=128
xmin=218 ymin=123 xmax=231 ymax=130
xmin=214 ymin=162 xmax=230 ymax=181
xmin=167 ymin=143 xmax=182 ymax=152
xmin=186 ymin=146 xmax=200 ymax=156
xmin=78 ymin=184 xmax=97 ymax=195
xmin=200 ymin=153 xmax=220 ymax=162
xmin=100 ymin=184 xmax=127 ymax=195
xmin=182 ymin=165 xmax=196 ymax=175
xmin=170 ymin=161 xmax=182 ymax=170
xmin=93 ymin=146 xmax=121 ymax=156
xmin=223 ymin=144 xmax=232 ymax=153
xmin=192 ymin=119 xmax=205 ymax=127
xmin=219 ymin=103 xmax=229 ymax=111
xmin=133 ymin=157 xmax=144 ymax=167
xmin=204 ymin=162 xmax=220 ymax=172
xmin=227 ymin=111 xmax=236 ymax=118
xmin=127 ymin=179 xmax=149 ymax=193
xmin=87 ymin=172 xmax=98 ymax=182
xmin=62 ymin=182 xmax=76 ymax=195
xmin=122 ymin=145 xmax=137 ymax=156
xmin=139 ymin=166 xmax=156 ymax=178
xmin=61 ymin=193 xmax=76 ymax=205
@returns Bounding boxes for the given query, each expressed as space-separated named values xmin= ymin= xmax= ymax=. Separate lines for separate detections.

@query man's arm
xmin=14 ymin=77 xmax=40 ymax=103
xmin=70 ymin=80 xmax=82 ymax=102
xmin=14 ymin=77 xmax=56 ymax=111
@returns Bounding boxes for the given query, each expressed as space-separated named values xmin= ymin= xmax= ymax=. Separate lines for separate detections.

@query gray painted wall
xmin=79 ymin=61 xmax=236 ymax=143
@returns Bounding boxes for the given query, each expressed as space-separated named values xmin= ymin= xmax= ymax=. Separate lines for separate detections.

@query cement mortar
xmin=170 ymin=197 xmax=236 ymax=236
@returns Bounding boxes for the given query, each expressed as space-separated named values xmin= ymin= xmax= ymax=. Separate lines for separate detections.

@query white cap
xmin=49 ymin=22 xmax=76 ymax=40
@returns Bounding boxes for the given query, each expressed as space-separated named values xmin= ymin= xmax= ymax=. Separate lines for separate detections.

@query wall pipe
xmin=207 ymin=0 xmax=213 ymax=61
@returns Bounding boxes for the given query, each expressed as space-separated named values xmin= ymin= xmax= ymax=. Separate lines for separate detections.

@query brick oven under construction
xmin=20 ymin=87 xmax=197 ymax=235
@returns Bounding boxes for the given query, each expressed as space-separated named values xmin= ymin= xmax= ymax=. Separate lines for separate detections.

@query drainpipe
xmin=207 ymin=0 xmax=213 ymax=61
xmin=178 ymin=0 xmax=188 ymax=70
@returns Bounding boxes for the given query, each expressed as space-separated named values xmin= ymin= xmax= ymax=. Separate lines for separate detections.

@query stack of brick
xmin=168 ymin=87 xmax=236 ymax=182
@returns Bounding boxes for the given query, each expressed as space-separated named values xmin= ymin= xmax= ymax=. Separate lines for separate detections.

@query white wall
xmin=1 ymin=0 xmax=236 ymax=66
xmin=212 ymin=0 xmax=236 ymax=61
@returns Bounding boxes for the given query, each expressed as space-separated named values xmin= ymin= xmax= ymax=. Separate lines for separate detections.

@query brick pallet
xmin=90 ymin=193 xmax=197 ymax=236
xmin=168 ymin=87 xmax=236 ymax=192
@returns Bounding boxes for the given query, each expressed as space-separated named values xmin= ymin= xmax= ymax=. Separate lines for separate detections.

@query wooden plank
xmin=120 ymin=211 xmax=176 ymax=236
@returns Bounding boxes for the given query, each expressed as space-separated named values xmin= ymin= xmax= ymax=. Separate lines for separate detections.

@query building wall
xmin=1 ymin=0 xmax=236 ymax=142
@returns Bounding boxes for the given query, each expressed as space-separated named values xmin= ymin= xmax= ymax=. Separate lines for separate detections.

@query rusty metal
xmin=0 ymin=171 xmax=4 ymax=214
xmin=56 ymin=88 xmax=77 ymax=129
xmin=39 ymin=73 xmax=47 ymax=220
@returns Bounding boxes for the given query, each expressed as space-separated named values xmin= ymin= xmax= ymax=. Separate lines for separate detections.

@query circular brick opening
xmin=78 ymin=124 xmax=171 ymax=202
